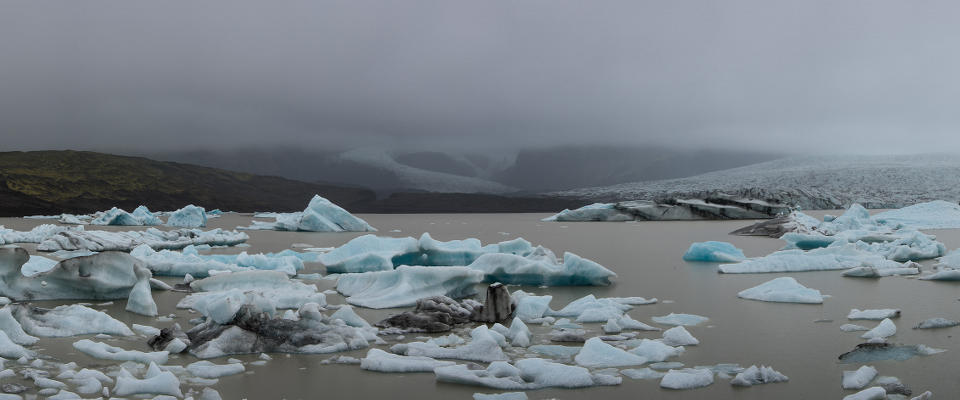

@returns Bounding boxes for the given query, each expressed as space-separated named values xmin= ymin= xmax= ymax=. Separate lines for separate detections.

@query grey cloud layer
xmin=2 ymin=0 xmax=959 ymax=152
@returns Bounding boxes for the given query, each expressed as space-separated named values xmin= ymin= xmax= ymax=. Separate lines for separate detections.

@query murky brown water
xmin=2 ymin=212 xmax=958 ymax=399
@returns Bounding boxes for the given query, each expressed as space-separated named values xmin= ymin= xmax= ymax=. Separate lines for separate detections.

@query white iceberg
xmin=112 ymin=363 xmax=182 ymax=398
xmin=574 ymin=337 xmax=648 ymax=368
xmin=434 ymin=358 xmax=621 ymax=389
xmin=336 ymin=266 xmax=483 ymax=309
xmin=737 ymin=277 xmax=823 ymax=304
xmin=914 ymin=318 xmax=959 ymax=329
xmin=872 ymin=200 xmax=960 ymax=230
xmin=660 ymin=368 xmax=713 ymax=390
xmin=166 ymin=204 xmax=207 ymax=228
xmin=186 ymin=361 xmax=245 ymax=378
xmin=628 ymin=339 xmax=684 ymax=362
xmin=651 ymin=313 xmax=708 ymax=326
xmin=843 ymin=386 xmax=887 ymax=400
xmin=467 ymin=250 xmax=616 ymax=286
xmin=861 ymin=318 xmax=896 ymax=340
xmin=360 ymin=348 xmax=455 ymax=373
xmin=730 ymin=365 xmax=788 ymax=387
xmin=842 ymin=365 xmax=878 ymax=390
xmin=131 ymin=244 xmax=309 ymax=277
xmin=848 ymin=309 xmax=900 ymax=320
xmin=12 ymin=304 xmax=133 ymax=337
xmin=661 ymin=326 xmax=699 ymax=346
xmin=73 ymin=340 xmax=168 ymax=364
xmin=178 ymin=270 xmax=327 ymax=322
xmin=390 ymin=325 xmax=508 ymax=362
xmin=37 ymin=227 xmax=248 ymax=252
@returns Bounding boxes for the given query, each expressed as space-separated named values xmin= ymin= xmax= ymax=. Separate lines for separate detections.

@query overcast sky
xmin=2 ymin=0 xmax=959 ymax=154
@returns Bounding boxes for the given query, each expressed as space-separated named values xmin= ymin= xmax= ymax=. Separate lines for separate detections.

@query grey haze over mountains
xmin=4 ymin=1 xmax=960 ymax=155
xmin=147 ymin=146 xmax=780 ymax=194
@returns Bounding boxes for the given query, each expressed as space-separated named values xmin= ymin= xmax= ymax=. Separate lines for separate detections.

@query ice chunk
xmin=861 ymin=319 xmax=896 ymax=340
xmin=390 ymin=325 xmax=508 ymax=362
xmin=621 ymin=368 xmax=665 ymax=379
xmin=241 ymin=195 xmax=375 ymax=232
xmin=842 ymin=365 xmax=878 ymax=390
xmin=0 ymin=308 xmax=38 ymax=345
xmin=839 ymin=342 xmax=946 ymax=363
xmin=434 ymin=358 xmax=621 ymax=389
xmin=841 ymin=324 xmax=869 ymax=332
xmin=360 ymin=348 xmax=455 ymax=373
xmin=166 ymin=205 xmax=207 ymax=228
xmin=574 ymin=337 xmax=648 ymax=368
xmin=473 ymin=393 xmax=528 ymax=400
xmin=842 ymin=266 xmax=920 ymax=278
xmin=512 ymin=291 xmax=553 ymax=322
xmin=873 ymin=200 xmax=960 ymax=230
xmin=683 ymin=242 xmax=746 ymax=263
xmin=73 ymin=340 xmax=168 ymax=364
xmin=112 ymin=363 xmax=182 ymax=398
xmin=628 ymin=339 xmax=684 ymax=362
xmin=919 ymin=269 xmax=960 ymax=281
xmin=179 ymin=270 xmax=327 ymax=320
xmin=36 ymin=227 xmax=248 ymax=252
xmin=12 ymin=304 xmax=133 ymax=337
xmin=543 ymin=203 xmax=634 ymax=222
xmin=662 ymin=326 xmax=699 ymax=346
xmin=319 ymin=235 xmax=420 ymax=273
xmin=730 ymin=365 xmax=788 ymax=386
xmin=718 ymin=245 xmax=899 ymax=274
xmin=737 ymin=277 xmax=823 ymax=304
xmin=91 ymin=207 xmax=161 ymax=226
xmin=842 ymin=386 xmax=887 ymax=400
xmin=848 ymin=309 xmax=900 ymax=320
xmin=652 ymin=313 xmax=708 ymax=326
xmin=0 ymin=331 xmax=34 ymax=359
xmin=336 ymin=266 xmax=483 ymax=309
xmin=131 ymin=244 xmax=307 ymax=277
xmin=660 ymin=368 xmax=713 ymax=390
xmin=914 ymin=318 xmax=960 ymax=329
xmin=126 ymin=276 xmax=158 ymax=316
xmin=528 ymin=345 xmax=581 ymax=360
xmin=504 ymin=318 xmax=531 ymax=347
xmin=329 ymin=305 xmax=371 ymax=328
xmin=548 ymin=295 xmax=633 ymax=323
xmin=467 ymin=251 xmax=616 ymax=286
xmin=186 ymin=361 xmax=245 ymax=378
xmin=0 ymin=250 xmax=153 ymax=302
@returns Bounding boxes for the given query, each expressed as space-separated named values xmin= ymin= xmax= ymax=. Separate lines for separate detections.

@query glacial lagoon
xmin=1 ymin=211 xmax=957 ymax=399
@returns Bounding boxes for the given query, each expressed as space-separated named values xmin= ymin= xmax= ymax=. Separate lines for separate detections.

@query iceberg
xmin=112 ymin=363 xmax=182 ymax=398
xmin=842 ymin=365 xmax=878 ymax=390
xmin=718 ymin=245 xmax=897 ymax=274
xmin=661 ymin=326 xmax=699 ymax=346
xmin=374 ymin=296 xmax=479 ymax=333
xmin=390 ymin=325 xmax=508 ymax=362
xmin=360 ymin=348 xmax=455 ymax=373
xmin=37 ymin=227 xmax=248 ymax=252
xmin=737 ymin=277 xmax=823 ymax=304
xmin=547 ymin=295 xmax=637 ymax=323
xmin=848 ymin=309 xmax=900 ymax=320
xmin=660 ymin=368 xmax=714 ymax=390
xmin=0 ymin=224 xmax=78 ymax=244
xmin=861 ymin=318 xmax=896 ymax=340
xmin=628 ymin=339 xmax=684 ymax=362
xmin=73 ymin=340 xmax=168 ymax=364
xmin=166 ymin=204 xmax=207 ymax=228
xmin=0 ymin=331 xmax=34 ymax=359
xmin=574 ymin=337 xmax=648 ymax=368
xmin=491 ymin=317 xmax=531 ymax=347
xmin=131 ymin=244 xmax=308 ymax=277
xmin=843 ymin=387 xmax=887 ymax=400
xmin=242 ymin=195 xmax=375 ymax=232
xmin=473 ymin=393 xmax=528 ymax=400
xmin=467 ymin=251 xmax=616 ymax=286
xmin=914 ymin=318 xmax=959 ymax=329
xmin=873 ymin=200 xmax=960 ymax=230
xmin=12 ymin=304 xmax=134 ymax=337
xmin=91 ymin=206 xmax=161 ymax=226
xmin=187 ymin=304 xmax=376 ymax=358
xmin=178 ymin=270 xmax=327 ymax=321
xmin=336 ymin=266 xmax=484 ymax=309
xmin=542 ymin=203 xmax=634 ymax=222
xmin=651 ymin=313 xmax=708 ymax=326
xmin=838 ymin=342 xmax=945 ymax=363
xmin=0 ymin=308 xmax=38 ymax=345
xmin=682 ymin=241 xmax=746 ymax=263
xmin=730 ymin=365 xmax=788 ymax=387
xmin=186 ymin=361 xmax=245 ymax=378
xmin=621 ymin=368 xmax=666 ymax=379
xmin=434 ymin=358 xmax=621 ymax=389
xmin=512 ymin=291 xmax=553 ymax=322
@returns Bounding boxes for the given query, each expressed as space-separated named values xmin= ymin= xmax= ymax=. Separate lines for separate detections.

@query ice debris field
xmin=0 ymin=197 xmax=957 ymax=399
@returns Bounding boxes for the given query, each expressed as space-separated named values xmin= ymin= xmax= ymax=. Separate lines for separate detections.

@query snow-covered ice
xmin=112 ymin=363 xmax=182 ymax=398
xmin=842 ymin=386 xmax=887 ymax=400
xmin=390 ymin=325 xmax=508 ymax=363
xmin=12 ymin=304 xmax=133 ymax=337
xmin=574 ymin=337 xmax=648 ymax=368
xmin=186 ymin=361 xmax=245 ymax=378
xmin=36 ymin=227 xmax=248 ymax=252
xmin=73 ymin=340 xmax=168 ymax=364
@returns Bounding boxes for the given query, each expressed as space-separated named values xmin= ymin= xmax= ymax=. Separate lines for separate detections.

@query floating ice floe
xmin=621 ymin=368 xmax=665 ymax=379
xmin=683 ymin=241 xmax=746 ymax=263
xmin=57 ymin=213 xmax=90 ymax=225
xmin=842 ymin=386 xmax=887 ymax=400
xmin=473 ymin=393 xmax=528 ymax=400
xmin=36 ymin=227 xmax=248 ymax=252
xmin=838 ymin=342 xmax=945 ymax=363
xmin=0 ymin=331 xmax=34 ymax=359
xmin=860 ymin=318 xmax=896 ymax=340
xmin=187 ymin=303 xmax=377 ymax=358
xmin=542 ymin=203 xmax=634 ymax=222
xmin=468 ymin=250 xmax=616 ymax=286
xmin=628 ymin=339 xmax=684 ymax=362
xmin=661 ymin=326 xmax=699 ymax=346
xmin=848 ymin=309 xmax=900 ymax=320
xmin=719 ymin=245 xmax=907 ymax=274
xmin=729 ymin=365 xmax=788 ymax=387
xmin=914 ymin=318 xmax=960 ymax=329
xmin=390 ymin=325 xmax=508 ymax=362
xmin=336 ymin=266 xmax=484 ymax=309
xmin=651 ymin=313 xmax=708 ymax=326
xmin=872 ymin=200 xmax=960 ymax=230
xmin=178 ymin=270 xmax=327 ymax=322
xmin=660 ymin=368 xmax=714 ymax=390
xmin=737 ymin=277 xmax=823 ymax=304
xmin=131 ymin=244 xmax=314 ymax=277
xmin=73 ymin=340 xmax=168 ymax=364
xmin=842 ymin=365 xmax=878 ymax=390
xmin=360 ymin=348 xmax=455 ymax=373
xmin=840 ymin=324 xmax=869 ymax=332
xmin=91 ymin=206 xmax=162 ymax=226
xmin=0 ymin=250 xmax=157 ymax=315
xmin=0 ymin=224 xmax=79 ymax=244
xmin=574 ymin=337 xmax=648 ymax=368
xmin=434 ymin=358 xmax=621 ymax=390
xmin=112 ymin=363 xmax=182 ymax=398
xmin=185 ymin=360 xmax=245 ymax=378
xmin=241 ymin=195 xmax=375 ymax=232
xmin=166 ymin=204 xmax=207 ymax=228
xmin=12 ymin=304 xmax=134 ymax=337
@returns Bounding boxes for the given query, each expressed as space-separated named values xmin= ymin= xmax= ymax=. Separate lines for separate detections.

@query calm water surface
xmin=2 ymin=212 xmax=958 ymax=399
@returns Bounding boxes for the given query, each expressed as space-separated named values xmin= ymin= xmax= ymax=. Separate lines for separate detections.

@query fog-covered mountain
xmin=553 ymin=154 xmax=960 ymax=209
xmin=147 ymin=146 xmax=779 ymax=194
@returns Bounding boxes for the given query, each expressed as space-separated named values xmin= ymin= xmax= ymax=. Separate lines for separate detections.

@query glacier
xmin=241 ymin=195 xmax=375 ymax=232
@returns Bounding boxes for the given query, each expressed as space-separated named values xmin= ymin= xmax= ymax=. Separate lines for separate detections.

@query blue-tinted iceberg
xmin=166 ymin=204 xmax=207 ymax=228
xmin=131 ymin=244 xmax=311 ymax=277
xmin=737 ymin=277 xmax=823 ymax=304
xmin=542 ymin=203 xmax=633 ymax=222
xmin=683 ymin=241 xmax=746 ymax=263
xmin=242 ymin=195 xmax=375 ymax=232
xmin=336 ymin=266 xmax=484 ymax=309
xmin=873 ymin=200 xmax=960 ymax=230
xmin=91 ymin=206 xmax=162 ymax=226
xmin=467 ymin=250 xmax=616 ymax=286
xmin=719 ymin=244 xmax=906 ymax=274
